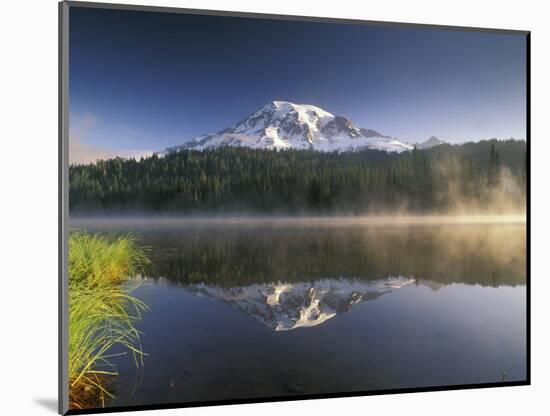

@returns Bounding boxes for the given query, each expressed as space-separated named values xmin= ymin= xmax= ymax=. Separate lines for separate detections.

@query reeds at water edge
xmin=68 ymin=232 xmax=150 ymax=409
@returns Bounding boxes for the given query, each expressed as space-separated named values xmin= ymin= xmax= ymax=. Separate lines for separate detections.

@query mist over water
xmin=71 ymin=215 xmax=526 ymax=290
xmin=70 ymin=213 xmax=526 ymax=229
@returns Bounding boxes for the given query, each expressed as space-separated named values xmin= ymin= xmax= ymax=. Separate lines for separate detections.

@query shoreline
xmin=69 ymin=214 xmax=526 ymax=228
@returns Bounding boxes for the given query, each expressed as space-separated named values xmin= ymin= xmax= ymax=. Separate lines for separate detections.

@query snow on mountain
xmin=415 ymin=136 xmax=447 ymax=149
xmin=188 ymin=276 xmax=415 ymax=331
xmin=167 ymin=101 xmax=413 ymax=153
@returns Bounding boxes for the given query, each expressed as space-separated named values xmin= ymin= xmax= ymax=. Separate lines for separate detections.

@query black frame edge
xmin=59 ymin=1 xmax=70 ymax=415
xmin=525 ymin=31 xmax=531 ymax=386
xmin=62 ymin=0 xmax=530 ymax=35
xmin=65 ymin=381 xmax=530 ymax=415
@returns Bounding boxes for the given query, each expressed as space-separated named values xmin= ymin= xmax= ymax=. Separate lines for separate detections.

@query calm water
xmin=71 ymin=218 xmax=527 ymax=408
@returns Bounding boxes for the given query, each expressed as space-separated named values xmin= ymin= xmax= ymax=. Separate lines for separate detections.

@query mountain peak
xmin=167 ymin=102 xmax=413 ymax=153
xmin=263 ymin=100 xmax=335 ymax=120
xmin=416 ymin=136 xmax=447 ymax=149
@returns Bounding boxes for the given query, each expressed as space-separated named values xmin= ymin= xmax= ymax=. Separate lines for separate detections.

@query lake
xmin=70 ymin=217 xmax=527 ymax=408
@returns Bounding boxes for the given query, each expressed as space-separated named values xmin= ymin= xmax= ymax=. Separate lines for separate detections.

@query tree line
xmin=69 ymin=139 xmax=527 ymax=214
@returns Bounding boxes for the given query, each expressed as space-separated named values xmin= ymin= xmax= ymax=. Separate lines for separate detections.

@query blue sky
xmin=69 ymin=6 xmax=527 ymax=162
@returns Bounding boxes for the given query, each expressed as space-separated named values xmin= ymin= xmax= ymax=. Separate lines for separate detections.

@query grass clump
xmin=68 ymin=232 xmax=150 ymax=409
xmin=69 ymin=232 xmax=150 ymax=287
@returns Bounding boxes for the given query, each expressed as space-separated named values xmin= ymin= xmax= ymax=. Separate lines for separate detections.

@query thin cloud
xmin=69 ymin=112 xmax=155 ymax=164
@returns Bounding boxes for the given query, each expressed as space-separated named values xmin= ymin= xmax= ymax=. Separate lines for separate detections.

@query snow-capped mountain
xmin=415 ymin=136 xmax=447 ymax=149
xmin=188 ymin=276 xmax=414 ymax=331
xmin=167 ymin=101 xmax=413 ymax=153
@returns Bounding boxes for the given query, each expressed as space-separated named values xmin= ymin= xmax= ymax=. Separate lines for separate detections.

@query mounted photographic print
xmin=59 ymin=1 xmax=530 ymax=414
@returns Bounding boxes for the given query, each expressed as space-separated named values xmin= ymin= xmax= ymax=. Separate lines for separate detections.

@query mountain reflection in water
xmin=186 ymin=277 xmax=414 ymax=331
xmin=127 ymin=222 xmax=525 ymax=332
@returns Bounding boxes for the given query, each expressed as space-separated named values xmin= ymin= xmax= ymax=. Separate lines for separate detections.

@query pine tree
xmin=487 ymin=144 xmax=502 ymax=188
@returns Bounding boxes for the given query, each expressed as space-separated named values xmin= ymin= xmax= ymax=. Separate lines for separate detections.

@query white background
xmin=1 ymin=0 xmax=548 ymax=414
